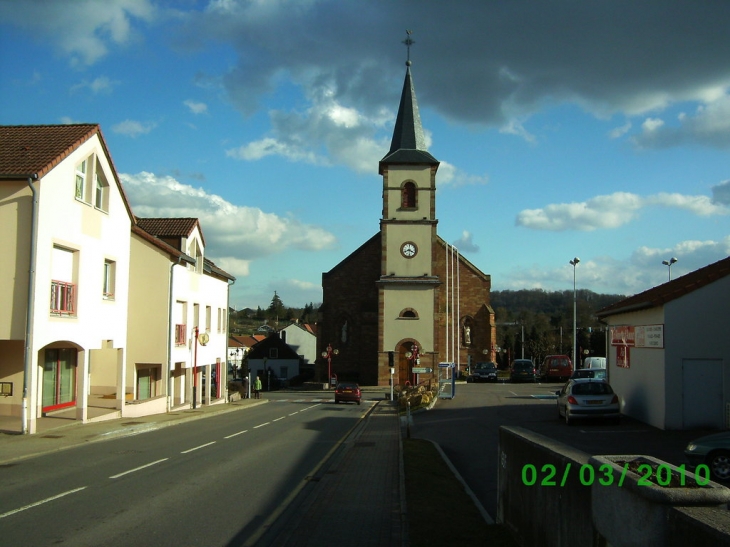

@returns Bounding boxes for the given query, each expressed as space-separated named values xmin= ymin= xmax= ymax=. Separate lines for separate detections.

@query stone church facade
xmin=319 ymin=61 xmax=495 ymax=387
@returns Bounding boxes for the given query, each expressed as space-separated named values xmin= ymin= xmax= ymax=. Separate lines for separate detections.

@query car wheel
xmin=357 ymin=400 xmax=361 ymax=405
xmin=707 ymin=451 xmax=730 ymax=482
xmin=335 ymin=400 xmax=339 ymax=404
xmin=565 ymin=409 xmax=572 ymax=426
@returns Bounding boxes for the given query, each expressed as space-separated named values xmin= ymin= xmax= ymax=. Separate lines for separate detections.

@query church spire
xmin=380 ymin=31 xmax=438 ymax=171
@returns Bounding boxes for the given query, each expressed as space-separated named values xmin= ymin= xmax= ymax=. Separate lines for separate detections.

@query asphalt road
xmin=412 ymin=380 xmax=716 ymax=519
xmin=0 ymin=396 xmax=372 ymax=547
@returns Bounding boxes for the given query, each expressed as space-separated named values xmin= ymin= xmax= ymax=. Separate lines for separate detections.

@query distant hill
xmin=489 ymin=289 xmax=626 ymax=367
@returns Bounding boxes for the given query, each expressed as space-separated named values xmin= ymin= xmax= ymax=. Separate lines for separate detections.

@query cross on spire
xmin=402 ymin=30 xmax=415 ymax=65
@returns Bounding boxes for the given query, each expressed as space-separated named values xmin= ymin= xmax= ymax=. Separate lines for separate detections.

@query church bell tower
xmin=377 ymin=39 xmax=441 ymax=385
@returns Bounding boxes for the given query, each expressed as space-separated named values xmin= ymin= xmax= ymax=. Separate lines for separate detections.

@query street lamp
xmin=662 ymin=257 xmax=678 ymax=281
xmin=321 ymin=343 xmax=338 ymax=387
xmin=570 ymin=257 xmax=580 ymax=367
xmin=405 ymin=344 xmax=420 ymax=385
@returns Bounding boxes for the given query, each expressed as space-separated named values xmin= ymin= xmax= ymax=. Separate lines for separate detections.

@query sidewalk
xmin=0 ymin=392 xmax=406 ymax=547
xmin=256 ymin=401 xmax=405 ymax=547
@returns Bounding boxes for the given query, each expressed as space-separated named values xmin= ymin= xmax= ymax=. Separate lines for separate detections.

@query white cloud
xmin=499 ymin=236 xmax=730 ymax=296
xmin=641 ymin=117 xmax=665 ymax=132
xmin=112 ymin=119 xmax=157 ymax=137
xmin=121 ymin=171 xmax=337 ymax=271
xmin=184 ymin=100 xmax=208 ymax=114
xmin=70 ymin=75 xmax=118 ymax=95
xmin=0 ymin=0 xmax=156 ymax=66
xmin=452 ymin=231 xmax=480 ymax=253
xmin=499 ymin=119 xmax=536 ymax=143
xmin=609 ymin=122 xmax=631 ymax=139
xmin=517 ymin=190 xmax=729 ymax=231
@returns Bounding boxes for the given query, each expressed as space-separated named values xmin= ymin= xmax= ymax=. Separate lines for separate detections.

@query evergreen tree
xmin=267 ymin=291 xmax=285 ymax=321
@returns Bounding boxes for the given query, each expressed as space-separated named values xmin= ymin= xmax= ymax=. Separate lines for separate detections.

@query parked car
xmin=539 ymin=355 xmax=573 ymax=382
xmin=334 ymin=382 xmax=361 ymax=405
xmin=467 ymin=362 xmax=498 ymax=383
xmin=555 ymin=379 xmax=620 ymax=425
xmin=584 ymin=357 xmax=606 ymax=369
xmin=510 ymin=359 xmax=536 ymax=383
xmin=685 ymin=432 xmax=730 ymax=482
xmin=570 ymin=369 xmax=607 ymax=381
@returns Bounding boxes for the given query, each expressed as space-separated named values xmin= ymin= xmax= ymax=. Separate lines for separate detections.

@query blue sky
xmin=1 ymin=0 xmax=729 ymax=310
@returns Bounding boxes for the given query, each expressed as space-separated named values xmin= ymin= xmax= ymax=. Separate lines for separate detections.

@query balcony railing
xmin=175 ymin=324 xmax=187 ymax=346
xmin=50 ymin=280 xmax=76 ymax=315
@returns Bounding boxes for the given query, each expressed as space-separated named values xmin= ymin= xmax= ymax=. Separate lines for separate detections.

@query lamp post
xmin=570 ymin=258 xmax=580 ymax=368
xmin=662 ymin=257 xmax=678 ymax=281
xmin=405 ymin=344 xmax=420 ymax=385
xmin=229 ymin=348 xmax=241 ymax=379
xmin=322 ymin=343 xmax=338 ymax=388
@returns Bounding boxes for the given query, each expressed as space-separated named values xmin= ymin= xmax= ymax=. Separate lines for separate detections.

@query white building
xmin=0 ymin=124 xmax=133 ymax=433
xmin=0 ymin=124 xmax=235 ymax=434
xmin=597 ymin=256 xmax=730 ymax=430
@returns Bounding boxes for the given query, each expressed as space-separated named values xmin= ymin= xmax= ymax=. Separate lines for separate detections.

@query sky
xmin=1 ymin=0 xmax=729 ymax=310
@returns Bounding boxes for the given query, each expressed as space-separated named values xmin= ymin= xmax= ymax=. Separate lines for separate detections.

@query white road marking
xmin=181 ymin=441 xmax=216 ymax=454
xmin=110 ymin=458 xmax=169 ymax=479
xmin=273 ymin=417 xmax=285 ymax=422
xmin=253 ymin=422 xmax=270 ymax=429
xmin=0 ymin=487 xmax=87 ymax=519
xmin=224 ymin=430 xmax=248 ymax=439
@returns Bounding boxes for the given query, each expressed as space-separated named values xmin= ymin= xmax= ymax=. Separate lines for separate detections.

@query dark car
xmin=467 ymin=362 xmax=498 ymax=383
xmin=685 ymin=432 xmax=730 ymax=482
xmin=555 ymin=379 xmax=620 ymax=425
xmin=510 ymin=359 xmax=536 ymax=383
xmin=334 ymin=382 xmax=361 ymax=405
xmin=539 ymin=355 xmax=573 ymax=382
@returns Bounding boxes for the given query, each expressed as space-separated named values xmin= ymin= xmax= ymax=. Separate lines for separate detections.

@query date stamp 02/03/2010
xmin=521 ymin=462 xmax=712 ymax=488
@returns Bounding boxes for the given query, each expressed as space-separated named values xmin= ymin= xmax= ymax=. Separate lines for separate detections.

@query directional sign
xmin=412 ymin=367 xmax=432 ymax=374
xmin=438 ymin=362 xmax=454 ymax=368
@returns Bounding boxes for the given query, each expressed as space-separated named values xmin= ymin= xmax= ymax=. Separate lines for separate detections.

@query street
xmin=0 ymin=395 xmax=373 ymax=547
xmin=413 ymin=381 xmax=716 ymax=519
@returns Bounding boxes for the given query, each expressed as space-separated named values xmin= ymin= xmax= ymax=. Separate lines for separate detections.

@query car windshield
xmin=515 ymin=362 xmax=533 ymax=370
xmin=476 ymin=363 xmax=496 ymax=370
xmin=572 ymin=382 xmax=613 ymax=395
xmin=337 ymin=383 xmax=358 ymax=390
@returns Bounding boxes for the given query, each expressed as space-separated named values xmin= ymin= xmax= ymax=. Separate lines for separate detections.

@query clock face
xmin=401 ymin=242 xmax=417 ymax=258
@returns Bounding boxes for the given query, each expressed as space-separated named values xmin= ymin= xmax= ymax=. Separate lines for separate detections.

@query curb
xmin=425 ymin=439 xmax=495 ymax=525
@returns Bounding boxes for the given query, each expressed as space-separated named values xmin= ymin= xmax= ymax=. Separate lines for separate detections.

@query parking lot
xmin=412 ymin=380 xmax=719 ymax=519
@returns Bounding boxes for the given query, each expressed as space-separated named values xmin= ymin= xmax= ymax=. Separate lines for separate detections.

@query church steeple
xmin=379 ymin=36 xmax=438 ymax=173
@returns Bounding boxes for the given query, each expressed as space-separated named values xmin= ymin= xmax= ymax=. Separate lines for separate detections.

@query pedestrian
xmin=255 ymin=376 xmax=262 ymax=399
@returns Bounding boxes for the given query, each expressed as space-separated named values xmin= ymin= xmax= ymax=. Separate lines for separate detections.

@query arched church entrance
xmin=397 ymin=340 xmax=419 ymax=386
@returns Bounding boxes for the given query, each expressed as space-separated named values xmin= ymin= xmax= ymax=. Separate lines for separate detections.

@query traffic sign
xmin=412 ymin=367 xmax=432 ymax=374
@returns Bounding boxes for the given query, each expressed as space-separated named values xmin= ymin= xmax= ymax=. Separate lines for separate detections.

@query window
xmin=75 ymin=159 xmax=87 ymax=200
xmin=269 ymin=348 xmax=278 ymax=359
xmin=75 ymin=154 xmax=109 ymax=211
xmin=51 ymin=246 xmax=77 ymax=316
xmin=399 ymin=308 xmax=419 ymax=319
xmin=206 ymin=306 xmax=211 ymax=332
xmin=401 ymin=181 xmax=416 ymax=208
xmin=136 ymin=365 xmax=159 ymax=400
xmin=103 ymin=260 xmax=115 ymax=300
xmin=94 ymin=165 xmax=109 ymax=211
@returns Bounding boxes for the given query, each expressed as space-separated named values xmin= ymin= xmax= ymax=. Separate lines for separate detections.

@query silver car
xmin=556 ymin=379 xmax=620 ymax=425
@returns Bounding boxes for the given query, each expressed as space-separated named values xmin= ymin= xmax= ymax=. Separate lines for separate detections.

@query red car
xmin=334 ymin=382 xmax=361 ymax=405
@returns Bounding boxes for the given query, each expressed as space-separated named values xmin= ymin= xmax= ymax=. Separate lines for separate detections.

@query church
xmin=318 ymin=56 xmax=496 ymax=387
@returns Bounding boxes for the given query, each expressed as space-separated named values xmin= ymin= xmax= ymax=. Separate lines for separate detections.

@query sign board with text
xmin=611 ymin=325 xmax=664 ymax=349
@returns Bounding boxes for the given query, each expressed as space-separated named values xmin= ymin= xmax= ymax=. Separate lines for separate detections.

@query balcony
xmin=50 ymin=280 xmax=76 ymax=315
xmin=175 ymin=324 xmax=187 ymax=346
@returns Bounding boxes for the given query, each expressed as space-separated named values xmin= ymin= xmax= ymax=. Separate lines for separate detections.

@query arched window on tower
xmin=401 ymin=181 xmax=416 ymax=209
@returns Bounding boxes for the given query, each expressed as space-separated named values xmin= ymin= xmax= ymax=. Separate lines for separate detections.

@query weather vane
xmin=402 ymin=29 xmax=414 ymax=64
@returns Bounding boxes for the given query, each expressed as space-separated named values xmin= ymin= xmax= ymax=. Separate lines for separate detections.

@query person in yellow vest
xmin=254 ymin=376 xmax=262 ymax=399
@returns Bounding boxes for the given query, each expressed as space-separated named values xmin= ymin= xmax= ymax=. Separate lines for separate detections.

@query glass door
xmin=43 ymin=348 xmax=77 ymax=412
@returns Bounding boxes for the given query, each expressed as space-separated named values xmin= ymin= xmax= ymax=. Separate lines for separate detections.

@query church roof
xmin=379 ymin=63 xmax=439 ymax=172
